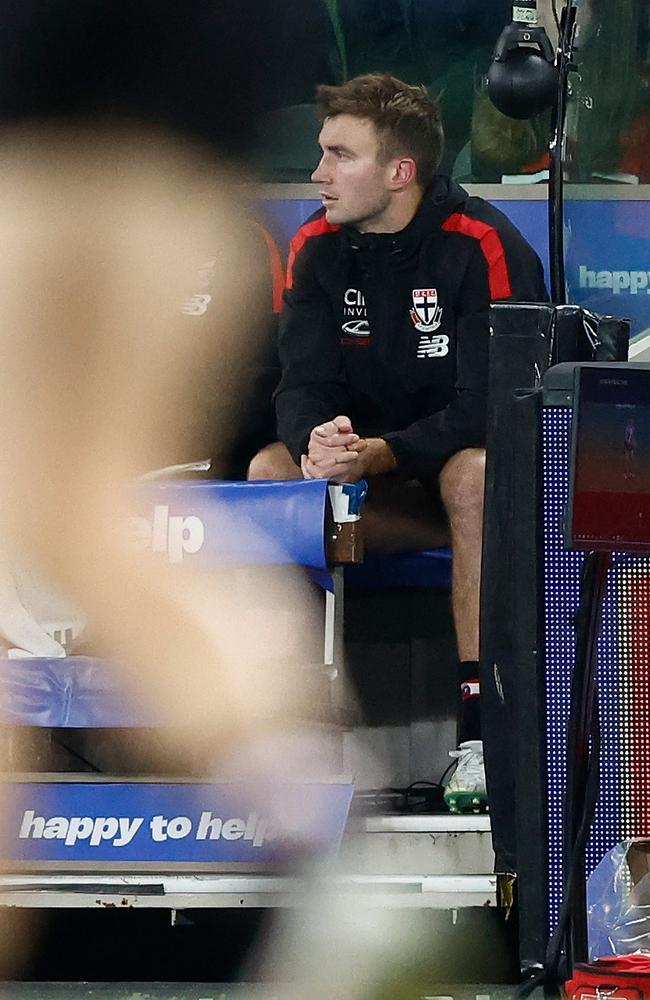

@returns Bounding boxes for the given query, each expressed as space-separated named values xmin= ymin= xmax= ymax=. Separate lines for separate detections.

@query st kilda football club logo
xmin=410 ymin=288 xmax=442 ymax=332
xmin=410 ymin=288 xmax=449 ymax=358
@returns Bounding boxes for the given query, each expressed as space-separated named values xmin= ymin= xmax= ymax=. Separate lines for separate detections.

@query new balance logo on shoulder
xmin=417 ymin=334 xmax=449 ymax=358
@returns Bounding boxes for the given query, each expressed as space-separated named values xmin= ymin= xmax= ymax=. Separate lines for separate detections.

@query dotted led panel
xmin=543 ymin=407 xmax=650 ymax=938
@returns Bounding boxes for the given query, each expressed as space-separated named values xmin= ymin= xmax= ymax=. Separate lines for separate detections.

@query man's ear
xmin=389 ymin=157 xmax=417 ymax=190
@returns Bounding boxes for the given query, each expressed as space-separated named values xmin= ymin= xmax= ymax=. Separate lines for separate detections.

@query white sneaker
xmin=443 ymin=740 xmax=488 ymax=814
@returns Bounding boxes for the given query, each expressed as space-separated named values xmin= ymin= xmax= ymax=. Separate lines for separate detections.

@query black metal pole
xmin=564 ymin=549 xmax=611 ymax=967
xmin=548 ymin=3 xmax=578 ymax=305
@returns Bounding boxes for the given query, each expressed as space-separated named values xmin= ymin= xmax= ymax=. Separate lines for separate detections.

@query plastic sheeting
xmin=0 ymin=656 xmax=156 ymax=728
xmin=588 ymin=839 xmax=650 ymax=960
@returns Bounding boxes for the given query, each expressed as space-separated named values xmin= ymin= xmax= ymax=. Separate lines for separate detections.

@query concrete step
xmin=0 ymin=871 xmax=497 ymax=909
xmin=340 ymin=814 xmax=494 ymax=876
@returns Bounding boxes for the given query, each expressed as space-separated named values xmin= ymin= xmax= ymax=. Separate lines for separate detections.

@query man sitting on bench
xmin=248 ymin=73 xmax=547 ymax=812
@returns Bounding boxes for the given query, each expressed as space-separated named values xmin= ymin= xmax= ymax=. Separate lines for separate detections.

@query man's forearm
xmin=358 ymin=437 xmax=398 ymax=476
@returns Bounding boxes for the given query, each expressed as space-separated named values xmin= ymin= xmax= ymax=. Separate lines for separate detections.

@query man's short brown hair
xmin=316 ymin=73 xmax=444 ymax=188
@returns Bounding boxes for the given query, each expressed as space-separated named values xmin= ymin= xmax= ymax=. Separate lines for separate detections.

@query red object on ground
xmin=566 ymin=954 xmax=650 ymax=1000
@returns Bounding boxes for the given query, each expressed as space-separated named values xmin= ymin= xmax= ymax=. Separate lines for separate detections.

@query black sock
xmin=458 ymin=661 xmax=481 ymax=744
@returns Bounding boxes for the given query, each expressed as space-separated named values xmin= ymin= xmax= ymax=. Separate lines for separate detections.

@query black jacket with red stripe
xmin=275 ymin=176 xmax=548 ymax=480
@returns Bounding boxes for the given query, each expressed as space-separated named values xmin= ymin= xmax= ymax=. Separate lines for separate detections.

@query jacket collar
xmin=344 ymin=176 xmax=469 ymax=256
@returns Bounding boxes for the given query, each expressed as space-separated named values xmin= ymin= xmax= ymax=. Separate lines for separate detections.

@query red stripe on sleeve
xmin=254 ymin=222 xmax=286 ymax=313
xmin=286 ymin=216 xmax=340 ymax=289
xmin=442 ymin=213 xmax=513 ymax=300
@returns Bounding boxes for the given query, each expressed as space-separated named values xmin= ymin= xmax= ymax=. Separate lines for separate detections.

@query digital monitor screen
xmin=568 ymin=364 xmax=650 ymax=552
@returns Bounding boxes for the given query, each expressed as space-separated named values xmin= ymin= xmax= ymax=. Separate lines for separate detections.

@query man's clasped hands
xmin=301 ymin=416 xmax=396 ymax=483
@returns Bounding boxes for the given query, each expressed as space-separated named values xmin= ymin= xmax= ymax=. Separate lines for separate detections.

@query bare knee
xmin=439 ymin=448 xmax=486 ymax=526
xmin=246 ymin=442 xmax=301 ymax=481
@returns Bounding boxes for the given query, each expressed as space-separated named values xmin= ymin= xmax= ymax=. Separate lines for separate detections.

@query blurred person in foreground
xmin=0 ymin=0 xmax=336 ymax=980
xmin=0 ymin=6 xmax=454 ymax=998
xmin=0 ymin=0 xmax=324 ymax=752
xmin=249 ymin=73 xmax=548 ymax=813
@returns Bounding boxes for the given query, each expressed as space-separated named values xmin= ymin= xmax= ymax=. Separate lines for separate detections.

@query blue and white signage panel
xmin=564 ymin=199 xmax=650 ymax=347
xmin=128 ymin=479 xmax=330 ymax=570
xmin=0 ymin=781 xmax=354 ymax=865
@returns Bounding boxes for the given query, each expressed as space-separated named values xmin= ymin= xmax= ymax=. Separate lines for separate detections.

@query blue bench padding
xmin=132 ymin=478 xmax=330 ymax=568
xmin=345 ymin=548 xmax=452 ymax=590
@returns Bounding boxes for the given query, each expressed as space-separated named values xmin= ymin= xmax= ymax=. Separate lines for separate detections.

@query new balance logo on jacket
xmin=417 ymin=334 xmax=450 ymax=358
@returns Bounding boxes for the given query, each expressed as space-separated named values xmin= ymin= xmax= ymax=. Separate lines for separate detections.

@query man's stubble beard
xmin=337 ymin=192 xmax=392 ymax=232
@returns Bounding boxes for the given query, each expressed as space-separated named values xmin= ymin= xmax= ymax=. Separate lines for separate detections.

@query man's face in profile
xmin=311 ymin=114 xmax=396 ymax=232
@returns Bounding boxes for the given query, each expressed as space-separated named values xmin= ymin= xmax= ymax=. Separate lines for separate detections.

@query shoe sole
xmin=444 ymin=790 xmax=489 ymax=814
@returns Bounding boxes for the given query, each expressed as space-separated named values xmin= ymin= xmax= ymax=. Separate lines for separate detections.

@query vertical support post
xmin=324 ymin=566 xmax=346 ymax=710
